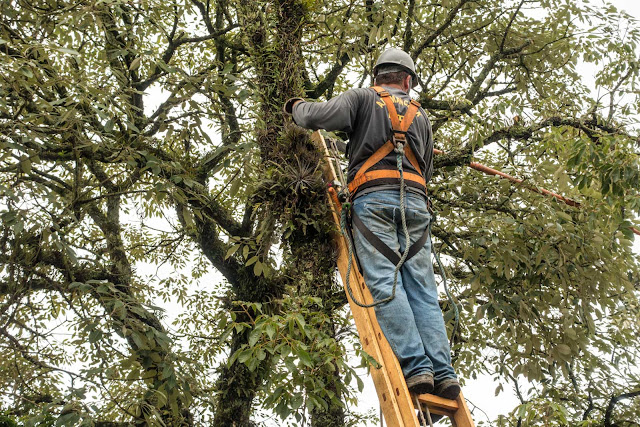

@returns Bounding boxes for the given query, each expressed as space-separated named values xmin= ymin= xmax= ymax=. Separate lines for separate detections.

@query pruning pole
xmin=432 ymin=148 xmax=640 ymax=236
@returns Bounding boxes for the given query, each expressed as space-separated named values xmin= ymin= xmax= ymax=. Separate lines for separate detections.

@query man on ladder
xmin=284 ymin=48 xmax=460 ymax=410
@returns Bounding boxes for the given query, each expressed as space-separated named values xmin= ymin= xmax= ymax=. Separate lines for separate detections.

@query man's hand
xmin=283 ymin=98 xmax=303 ymax=115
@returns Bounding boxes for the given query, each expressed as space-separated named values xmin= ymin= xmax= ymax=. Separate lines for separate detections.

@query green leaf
xmin=556 ymin=344 xmax=571 ymax=355
xmin=131 ymin=333 xmax=147 ymax=350
xmin=19 ymin=66 xmax=33 ymax=78
xmin=129 ymin=56 xmax=142 ymax=70
xmin=248 ymin=328 xmax=262 ymax=347
xmin=162 ymin=365 xmax=173 ymax=380
xmin=256 ymin=348 xmax=266 ymax=361
xmin=182 ymin=206 xmax=195 ymax=228
xmin=20 ymin=157 xmax=31 ymax=173
xmin=229 ymin=178 xmax=241 ymax=198
xmin=237 ymin=349 xmax=252 ymax=364
xmin=253 ymin=261 xmax=263 ymax=276
xmin=266 ymin=323 xmax=276 ymax=340
xmin=88 ymin=329 xmax=102 ymax=343
xmin=298 ymin=348 xmax=313 ymax=368
xmin=225 ymin=244 xmax=240 ymax=259
xmin=57 ymin=47 xmax=80 ymax=56
xmin=290 ymin=394 xmax=303 ymax=410
xmin=56 ymin=413 xmax=80 ymax=426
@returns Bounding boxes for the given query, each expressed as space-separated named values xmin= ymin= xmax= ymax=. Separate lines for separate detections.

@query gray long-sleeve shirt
xmin=292 ymin=86 xmax=433 ymax=194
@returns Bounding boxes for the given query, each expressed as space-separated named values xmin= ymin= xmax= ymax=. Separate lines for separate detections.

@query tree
xmin=0 ymin=0 xmax=639 ymax=425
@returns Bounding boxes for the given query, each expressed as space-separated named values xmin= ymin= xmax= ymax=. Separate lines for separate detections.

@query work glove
xmin=283 ymin=97 xmax=304 ymax=115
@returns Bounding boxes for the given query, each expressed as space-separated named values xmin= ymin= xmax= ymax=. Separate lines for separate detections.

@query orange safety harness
xmin=347 ymin=86 xmax=426 ymax=198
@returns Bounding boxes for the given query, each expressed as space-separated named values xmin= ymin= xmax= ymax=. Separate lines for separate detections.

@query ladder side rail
xmin=451 ymin=393 xmax=474 ymax=427
xmin=311 ymin=131 xmax=419 ymax=427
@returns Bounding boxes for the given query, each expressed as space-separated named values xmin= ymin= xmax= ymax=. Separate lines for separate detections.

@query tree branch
xmin=411 ymin=0 xmax=471 ymax=59
xmin=604 ymin=389 xmax=640 ymax=426
xmin=136 ymin=23 xmax=239 ymax=91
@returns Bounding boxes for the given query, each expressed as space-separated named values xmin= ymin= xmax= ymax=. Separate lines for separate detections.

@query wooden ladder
xmin=311 ymin=130 xmax=475 ymax=427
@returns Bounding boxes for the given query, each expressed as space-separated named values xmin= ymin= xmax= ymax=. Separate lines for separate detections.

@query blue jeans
xmin=352 ymin=190 xmax=457 ymax=382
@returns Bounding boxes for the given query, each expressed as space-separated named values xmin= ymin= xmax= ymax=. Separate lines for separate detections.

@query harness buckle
xmin=393 ymin=130 xmax=407 ymax=142
xmin=392 ymin=130 xmax=407 ymax=154
xmin=391 ymin=134 xmax=405 ymax=153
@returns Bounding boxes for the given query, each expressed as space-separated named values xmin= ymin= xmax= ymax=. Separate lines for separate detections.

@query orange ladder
xmin=311 ymin=130 xmax=475 ymax=427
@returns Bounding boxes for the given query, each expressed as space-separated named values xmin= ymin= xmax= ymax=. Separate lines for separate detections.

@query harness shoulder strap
xmin=372 ymin=86 xmax=402 ymax=131
xmin=404 ymin=144 xmax=422 ymax=175
xmin=371 ymin=86 xmax=421 ymax=136
xmin=371 ymin=87 xmax=424 ymax=176
xmin=402 ymin=99 xmax=421 ymax=132
xmin=400 ymin=100 xmax=423 ymax=175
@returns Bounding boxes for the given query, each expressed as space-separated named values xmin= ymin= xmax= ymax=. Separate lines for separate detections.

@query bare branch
xmin=411 ymin=0 xmax=472 ymax=59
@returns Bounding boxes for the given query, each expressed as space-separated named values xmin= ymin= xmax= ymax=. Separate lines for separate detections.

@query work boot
xmin=433 ymin=378 xmax=460 ymax=400
xmin=406 ymin=373 xmax=434 ymax=395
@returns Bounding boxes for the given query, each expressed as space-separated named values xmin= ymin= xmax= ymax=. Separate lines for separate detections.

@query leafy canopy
xmin=0 ymin=0 xmax=639 ymax=425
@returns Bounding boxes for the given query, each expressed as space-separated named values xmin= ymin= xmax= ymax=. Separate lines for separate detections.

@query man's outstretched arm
xmin=283 ymin=89 xmax=362 ymax=133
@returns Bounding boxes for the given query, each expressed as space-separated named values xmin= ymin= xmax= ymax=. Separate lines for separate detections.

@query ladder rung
xmin=416 ymin=393 xmax=459 ymax=415
xmin=416 ymin=392 xmax=475 ymax=427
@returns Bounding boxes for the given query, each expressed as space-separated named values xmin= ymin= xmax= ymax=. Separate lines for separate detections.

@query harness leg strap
xmin=351 ymin=211 xmax=431 ymax=266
